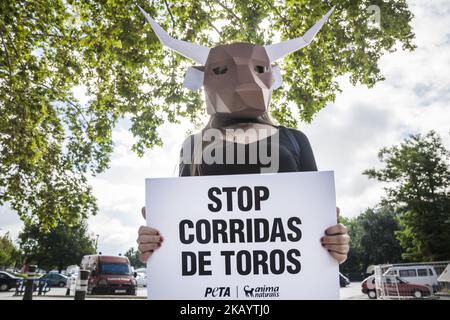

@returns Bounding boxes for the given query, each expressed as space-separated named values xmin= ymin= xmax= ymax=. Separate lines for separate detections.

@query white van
xmin=383 ymin=265 xmax=438 ymax=291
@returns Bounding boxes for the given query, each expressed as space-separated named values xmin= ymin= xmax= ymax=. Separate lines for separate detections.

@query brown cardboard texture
xmin=203 ymin=43 xmax=273 ymax=118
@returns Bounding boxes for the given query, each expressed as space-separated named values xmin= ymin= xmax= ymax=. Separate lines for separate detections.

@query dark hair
xmin=190 ymin=113 xmax=277 ymax=176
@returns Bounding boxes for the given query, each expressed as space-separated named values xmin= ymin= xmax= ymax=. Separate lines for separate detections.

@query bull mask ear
xmin=183 ymin=66 xmax=205 ymax=91
xmin=264 ymin=7 xmax=335 ymax=62
xmin=137 ymin=5 xmax=210 ymax=65
xmin=272 ymin=65 xmax=283 ymax=90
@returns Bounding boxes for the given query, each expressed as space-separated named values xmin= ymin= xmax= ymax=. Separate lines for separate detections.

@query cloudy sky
xmin=1 ymin=0 xmax=449 ymax=256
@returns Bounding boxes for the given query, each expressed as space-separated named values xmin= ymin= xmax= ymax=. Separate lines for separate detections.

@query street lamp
xmin=95 ymin=234 xmax=99 ymax=253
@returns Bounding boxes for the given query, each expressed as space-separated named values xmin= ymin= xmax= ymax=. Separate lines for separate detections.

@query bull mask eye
xmin=213 ymin=66 xmax=228 ymax=75
xmin=255 ymin=65 xmax=269 ymax=73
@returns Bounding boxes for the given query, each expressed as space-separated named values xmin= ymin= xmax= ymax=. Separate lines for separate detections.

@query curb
xmin=52 ymin=295 xmax=147 ymax=299
xmin=12 ymin=294 xmax=147 ymax=300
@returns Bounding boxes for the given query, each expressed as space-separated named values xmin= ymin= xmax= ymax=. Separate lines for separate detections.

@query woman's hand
xmin=321 ymin=207 xmax=350 ymax=264
xmin=137 ymin=206 xmax=164 ymax=263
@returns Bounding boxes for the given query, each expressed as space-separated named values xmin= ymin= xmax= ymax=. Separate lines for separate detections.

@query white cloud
xmin=0 ymin=205 xmax=23 ymax=245
xmin=88 ymin=214 xmax=138 ymax=255
xmin=71 ymin=85 xmax=90 ymax=105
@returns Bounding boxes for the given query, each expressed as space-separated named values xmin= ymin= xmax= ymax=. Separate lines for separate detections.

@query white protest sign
xmin=145 ymin=171 xmax=339 ymax=299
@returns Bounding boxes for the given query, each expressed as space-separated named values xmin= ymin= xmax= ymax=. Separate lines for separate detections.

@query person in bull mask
xmin=136 ymin=6 xmax=350 ymax=265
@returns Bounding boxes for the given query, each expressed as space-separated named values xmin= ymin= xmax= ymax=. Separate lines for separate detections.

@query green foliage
xmin=124 ymin=247 xmax=145 ymax=269
xmin=340 ymin=206 xmax=403 ymax=274
xmin=1 ymin=1 xmax=415 ymax=228
xmin=0 ymin=232 xmax=22 ymax=268
xmin=364 ymin=131 xmax=450 ymax=262
xmin=18 ymin=219 xmax=96 ymax=272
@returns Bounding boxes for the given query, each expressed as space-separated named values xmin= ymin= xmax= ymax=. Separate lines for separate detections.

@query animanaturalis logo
xmin=243 ymin=285 xmax=280 ymax=298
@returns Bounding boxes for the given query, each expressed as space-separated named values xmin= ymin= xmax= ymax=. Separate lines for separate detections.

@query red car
xmin=361 ymin=275 xmax=377 ymax=299
xmin=363 ymin=275 xmax=431 ymax=299
xmin=380 ymin=276 xmax=432 ymax=298
xmin=81 ymin=255 xmax=137 ymax=295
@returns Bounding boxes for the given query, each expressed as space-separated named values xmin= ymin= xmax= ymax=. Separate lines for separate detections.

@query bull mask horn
xmin=138 ymin=5 xmax=210 ymax=65
xmin=264 ymin=7 xmax=335 ymax=62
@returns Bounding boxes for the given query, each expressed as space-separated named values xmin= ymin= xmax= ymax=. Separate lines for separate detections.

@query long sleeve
xmin=179 ymin=135 xmax=195 ymax=177
xmin=289 ymin=129 xmax=318 ymax=172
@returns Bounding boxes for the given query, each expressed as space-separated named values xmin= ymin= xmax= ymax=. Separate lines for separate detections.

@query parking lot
xmin=340 ymin=282 xmax=369 ymax=300
xmin=0 ymin=283 xmax=368 ymax=300
xmin=0 ymin=286 xmax=148 ymax=300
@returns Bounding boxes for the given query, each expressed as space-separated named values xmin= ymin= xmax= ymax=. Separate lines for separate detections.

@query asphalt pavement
xmin=340 ymin=282 xmax=369 ymax=300
xmin=0 ymin=282 xmax=368 ymax=300
xmin=0 ymin=286 xmax=148 ymax=300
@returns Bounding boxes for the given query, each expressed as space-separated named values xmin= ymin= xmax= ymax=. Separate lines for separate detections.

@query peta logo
xmin=204 ymin=287 xmax=231 ymax=298
xmin=243 ymin=285 xmax=280 ymax=298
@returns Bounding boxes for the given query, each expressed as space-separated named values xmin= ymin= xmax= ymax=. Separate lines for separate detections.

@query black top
xmin=179 ymin=126 xmax=317 ymax=176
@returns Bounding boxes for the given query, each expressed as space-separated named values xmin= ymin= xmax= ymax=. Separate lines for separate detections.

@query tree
xmin=364 ymin=131 xmax=450 ymax=262
xmin=339 ymin=215 xmax=364 ymax=274
xmin=0 ymin=232 xmax=22 ymax=269
xmin=18 ymin=220 xmax=96 ymax=272
xmin=1 ymin=1 xmax=416 ymax=228
xmin=124 ymin=247 xmax=145 ymax=269
xmin=340 ymin=206 xmax=403 ymax=275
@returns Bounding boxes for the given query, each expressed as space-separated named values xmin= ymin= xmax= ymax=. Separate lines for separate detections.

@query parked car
xmin=383 ymin=265 xmax=438 ymax=292
xmin=81 ymin=254 xmax=137 ymax=295
xmin=0 ymin=271 xmax=20 ymax=292
xmin=66 ymin=265 xmax=80 ymax=274
xmin=64 ymin=265 xmax=80 ymax=282
xmin=378 ymin=276 xmax=432 ymax=298
xmin=339 ymin=273 xmax=350 ymax=287
xmin=361 ymin=275 xmax=377 ymax=299
xmin=135 ymin=272 xmax=147 ymax=287
xmin=134 ymin=267 xmax=146 ymax=274
xmin=39 ymin=272 xmax=68 ymax=287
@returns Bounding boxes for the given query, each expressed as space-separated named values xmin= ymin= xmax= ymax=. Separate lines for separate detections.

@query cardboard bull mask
xmin=138 ymin=6 xmax=334 ymax=118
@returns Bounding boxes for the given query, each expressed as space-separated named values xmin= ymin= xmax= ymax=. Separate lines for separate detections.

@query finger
xmin=138 ymin=234 xmax=162 ymax=244
xmin=321 ymin=234 xmax=350 ymax=245
xmin=336 ymin=207 xmax=340 ymax=218
xmin=141 ymin=206 xmax=146 ymax=220
xmin=138 ymin=243 xmax=160 ymax=253
xmin=328 ymin=250 xmax=347 ymax=264
xmin=322 ymin=244 xmax=349 ymax=254
xmin=325 ymin=223 xmax=347 ymax=235
xmin=139 ymin=251 xmax=153 ymax=263
xmin=138 ymin=226 xmax=159 ymax=236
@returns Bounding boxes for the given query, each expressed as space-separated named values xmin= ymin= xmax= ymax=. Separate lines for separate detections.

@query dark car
xmin=339 ymin=273 xmax=350 ymax=287
xmin=39 ymin=273 xmax=68 ymax=287
xmin=0 ymin=271 xmax=20 ymax=291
